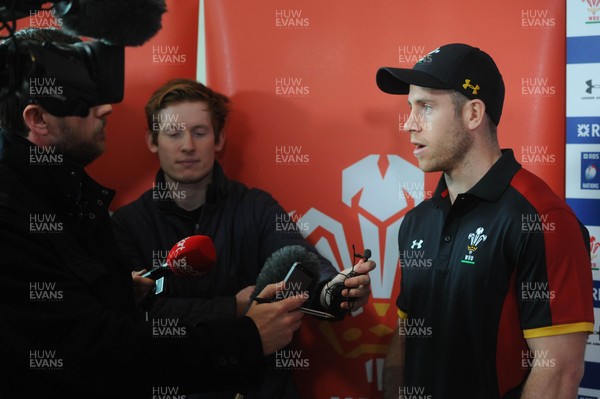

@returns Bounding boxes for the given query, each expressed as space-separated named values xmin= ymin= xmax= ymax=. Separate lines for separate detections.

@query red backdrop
xmin=202 ymin=1 xmax=566 ymax=398
xmin=22 ymin=1 xmax=567 ymax=397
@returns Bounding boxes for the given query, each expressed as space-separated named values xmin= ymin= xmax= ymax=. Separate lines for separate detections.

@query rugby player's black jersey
xmin=396 ymin=149 xmax=594 ymax=398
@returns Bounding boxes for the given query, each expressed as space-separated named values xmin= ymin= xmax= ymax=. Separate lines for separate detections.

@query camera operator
xmin=0 ymin=27 xmax=306 ymax=398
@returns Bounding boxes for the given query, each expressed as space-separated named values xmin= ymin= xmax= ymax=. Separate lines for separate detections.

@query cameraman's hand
xmin=246 ymin=282 xmax=306 ymax=355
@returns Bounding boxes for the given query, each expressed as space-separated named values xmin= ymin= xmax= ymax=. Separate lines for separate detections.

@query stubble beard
xmin=420 ymin=118 xmax=473 ymax=174
xmin=54 ymin=120 xmax=106 ymax=166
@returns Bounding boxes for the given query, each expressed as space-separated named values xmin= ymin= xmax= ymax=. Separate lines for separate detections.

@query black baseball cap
xmin=376 ymin=43 xmax=505 ymax=125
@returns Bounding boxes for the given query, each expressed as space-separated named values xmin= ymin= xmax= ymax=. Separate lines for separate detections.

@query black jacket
xmin=111 ymin=164 xmax=340 ymax=398
xmin=0 ymin=133 xmax=264 ymax=398
xmin=111 ymin=165 xmax=338 ymax=321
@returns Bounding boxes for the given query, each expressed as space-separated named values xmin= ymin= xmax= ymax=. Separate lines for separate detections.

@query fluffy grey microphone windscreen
xmin=252 ymin=245 xmax=320 ymax=300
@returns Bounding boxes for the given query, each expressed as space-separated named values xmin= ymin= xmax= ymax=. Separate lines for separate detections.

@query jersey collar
xmin=432 ymin=149 xmax=522 ymax=206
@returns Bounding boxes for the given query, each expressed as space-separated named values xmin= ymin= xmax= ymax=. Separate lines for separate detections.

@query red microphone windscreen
xmin=166 ymin=235 xmax=216 ymax=277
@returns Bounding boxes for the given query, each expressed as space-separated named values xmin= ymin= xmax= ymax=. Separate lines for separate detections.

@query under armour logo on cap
xmin=376 ymin=43 xmax=505 ymax=126
xmin=462 ymin=79 xmax=480 ymax=95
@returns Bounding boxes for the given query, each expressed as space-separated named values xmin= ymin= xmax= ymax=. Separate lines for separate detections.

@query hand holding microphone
xmin=246 ymin=282 xmax=307 ymax=356
xmin=131 ymin=270 xmax=156 ymax=306
xmin=321 ymin=248 xmax=376 ymax=313
xmin=135 ymin=235 xmax=216 ymax=308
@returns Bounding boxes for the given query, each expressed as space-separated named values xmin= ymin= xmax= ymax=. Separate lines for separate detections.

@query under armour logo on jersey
xmin=411 ymin=239 xmax=423 ymax=249
xmin=462 ymin=79 xmax=480 ymax=95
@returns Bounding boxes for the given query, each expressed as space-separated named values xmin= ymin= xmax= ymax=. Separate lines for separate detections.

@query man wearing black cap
xmin=377 ymin=44 xmax=594 ymax=398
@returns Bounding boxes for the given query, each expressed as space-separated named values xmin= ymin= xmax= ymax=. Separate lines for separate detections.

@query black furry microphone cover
xmin=62 ymin=0 xmax=167 ymax=46
xmin=252 ymin=245 xmax=320 ymax=300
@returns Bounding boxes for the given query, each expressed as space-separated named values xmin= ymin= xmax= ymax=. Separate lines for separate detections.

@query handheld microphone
xmin=347 ymin=248 xmax=371 ymax=277
xmin=354 ymin=249 xmax=371 ymax=262
xmin=142 ymin=235 xmax=216 ymax=280
xmin=252 ymin=245 xmax=319 ymax=300
xmin=61 ymin=0 xmax=167 ymax=46
xmin=251 ymin=246 xmax=335 ymax=318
